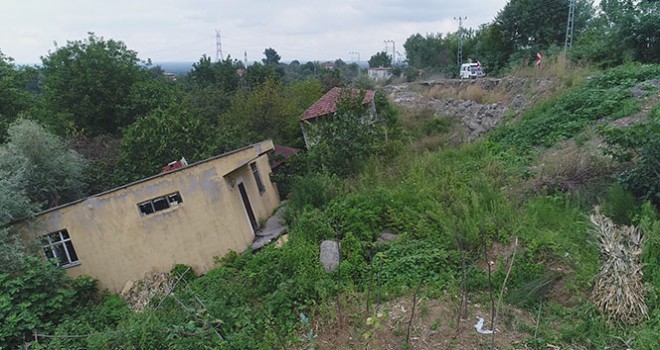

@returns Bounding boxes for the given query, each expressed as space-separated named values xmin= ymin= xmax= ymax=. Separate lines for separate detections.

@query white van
xmin=459 ymin=63 xmax=484 ymax=79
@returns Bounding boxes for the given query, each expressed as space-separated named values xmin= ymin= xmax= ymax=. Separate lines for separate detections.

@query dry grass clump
xmin=121 ymin=272 xmax=174 ymax=312
xmin=426 ymin=83 xmax=512 ymax=105
xmin=590 ymin=207 xmax=648 ymax=324
xmin=526 ymin=142 xmax=615 ymax=195
xmin=409 ymin=134 xmax=451 ymax=153
xmin=457 ymin=84 xmax=487 ymax=103
xmin=426 ymin=85 xmax=458 ymax=100
xmin=481 ymin=86 xmax=513 ymax=105
xmin=508 ymin=52 xmax=592 ymax=92
xmin=399 ymin=107 xmax=435 ymax=133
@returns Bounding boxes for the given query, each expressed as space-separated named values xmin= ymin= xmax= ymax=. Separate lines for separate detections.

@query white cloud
xmin=0 ymin=0 xmax=508 ymax=64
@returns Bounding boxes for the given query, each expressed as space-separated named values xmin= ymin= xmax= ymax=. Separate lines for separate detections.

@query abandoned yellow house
xmin=15 ymin=140 xmax=281 ymax=293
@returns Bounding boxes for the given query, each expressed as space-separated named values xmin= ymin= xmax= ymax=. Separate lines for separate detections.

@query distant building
xmin=14 ymin=141 xmax=281 ymax=293
xmin=299 ymin=87 xmax=376 ymax=148
xmin=368 ymin=67 xmax=392 ymax=81
xmin=163 ymin=72 xmax=177 ymax=81
xmin=323 ymin=61 xmax=336 ymax=70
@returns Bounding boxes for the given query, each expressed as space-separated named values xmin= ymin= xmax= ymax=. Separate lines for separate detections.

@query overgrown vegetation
xmin=1 ymin=3 xmax=660 ymax=347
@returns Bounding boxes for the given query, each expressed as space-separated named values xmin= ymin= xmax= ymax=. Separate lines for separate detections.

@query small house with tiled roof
xmin=270 ymin=144 xmax=302 ymax=170
xmin=299 ymin=87 xmax=376 ymax=148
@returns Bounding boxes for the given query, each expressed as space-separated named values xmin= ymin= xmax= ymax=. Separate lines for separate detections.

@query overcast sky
xmin=1 ymin=0 xmax=508 ymax=64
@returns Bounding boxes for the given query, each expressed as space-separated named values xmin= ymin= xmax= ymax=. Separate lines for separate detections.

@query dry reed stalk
xmin=590 ymin=206 xmax=648 ymax=324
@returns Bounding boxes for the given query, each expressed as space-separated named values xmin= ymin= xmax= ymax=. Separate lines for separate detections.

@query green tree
xmin=404 ymin=33 xmax=445 ymax=68
xmin=0 ymin=51 xmax=40 ymax=142
xmin=368 ymin=51 xmax=392 ymax=68
xmin=40 ymin=33 xmax=152 ymax=135
xmin=0 ymin=234 xmax=87 ymax=349
xmin=116 ymin=105 xmax=219 ymax=182
xmin=121 ymin=76 xmax=183 ymax=121
xmin=493 ymin=0 xmax=593 ymax=58
xmin=573 ymin=0 xmax=659 ymax=66
xmin=0 ymin=161 xmax=35 ymax=226
xmin=219 ymin=78 xmax=319 ymax=147
xmin=69 ymin=133 xmax=122 ymax=195
xmin=188 ymin=55 xmax=242 ymax=92
xmin=470 ymin=23 xmax=512 ymax=74
xmin=306 ymin=89 xmax=378 ymax=177
xmin=184 ymin=55 xmax=244 ymax=122
xmin=402 ymin=32 xmax=457 ymax=76
xmin=601 ymin=107 xmax=660 ymax=206
xmin=319 ymin=67 xmax=344 ymax=91
xmin=0 ymin=119 xmax=86 ymax=210
xmin=262 ymin=47 xmax=281 ymax=65
xmin=0 ymin=119 xmax=93 ymax=350
xmin=243 ymin=62 xmax=280 ymax=90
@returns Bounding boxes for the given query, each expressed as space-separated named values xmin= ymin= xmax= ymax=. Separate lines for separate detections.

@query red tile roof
xmin=271 ymin=144 xmax=302 ymax=169
xmin=300 ymin=87 xmax=376 ymax=121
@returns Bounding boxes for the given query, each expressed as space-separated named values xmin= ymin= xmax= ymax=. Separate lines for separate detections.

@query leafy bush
xmin=0 ymin=255 xmax=86 ymax=348
xmin=600 ymin=105 xmax=660 ymax=206
xmin=640 ymin=203 xmax=660 ymax=311
xmin=422 ymin=117 xmax=452 ymax=136
xmin=286 ymin=172 xmax=341 ymax=219
xmin=490 ymin=64 xmax=659 ymax=151
xmin=377 ymin=237 xmax=459 ymax=292
xmin=600 ymin=185 xmax=640 ymax=225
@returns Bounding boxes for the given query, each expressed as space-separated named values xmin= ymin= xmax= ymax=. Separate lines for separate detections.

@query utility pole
xmin=215 ymin=29 xmax=224 ymax=61
xmin=384 ymin=40 xmax=395 ymax=66
xmin=564 ymin=0 xmax=576 ymax=50
xmin=454 ymin=17 xmax=467 ymax=67
xmin=349 ymin=51 xmax=360 ymax=64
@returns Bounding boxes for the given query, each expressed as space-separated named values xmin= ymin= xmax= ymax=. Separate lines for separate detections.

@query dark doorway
xmin=238 ymin=182 xmax=258 ymax=231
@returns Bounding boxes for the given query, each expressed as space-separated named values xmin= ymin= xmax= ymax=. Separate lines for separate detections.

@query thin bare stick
xmin=534 ymin=302 xmax=543 ymax=339
xmin=406 ymin=279 xmax=424 ymax=346
xmin=175 ymin=271 xmax=224 ymax=342
xmin=493 ymin=237 xmax=518 ymax=347
xmin=257 ymin=307 xmax=287 ymax=350
xmin=484 ymin=238 xmax=495 ymax=350
xmin=455 ymin=233 xmax=468 ymax=336
xmin=377 ymin=256 xmax=383 ymax=306
xmin=335 ymin=234 xmax=343 ymax=330
xmin=155 ymin=267 xmax=191 ymax=310
xmin=366 ymin=247 xmax=374 ymax=315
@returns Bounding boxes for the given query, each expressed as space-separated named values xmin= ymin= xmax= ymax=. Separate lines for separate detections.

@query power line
xmin=384 ymin=40 xmax=395 ymax=65
xmin=454 ymin=16 xmax=467 ymax=66
xmin=495 ymin=0 xmax=570 ymax=26
xmin=565 ymin=0 xmax=576 ymax=49
xmin=349 ymin=51 xmax=360 ymax=64
xmin=215 ymin=29 xmax=223 ymax=62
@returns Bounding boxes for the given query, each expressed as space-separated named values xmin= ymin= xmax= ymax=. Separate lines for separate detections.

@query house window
xmin=138 ymin=191 xmax=183 ymax=216
xmin=42 ymin=229 xmax=79 ymax=267
xmin=251 ymin=163 xmax=266 ymax=194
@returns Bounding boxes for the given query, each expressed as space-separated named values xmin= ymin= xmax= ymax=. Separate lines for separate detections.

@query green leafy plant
xmin=600 ymin=106 xmax=660 ymax=206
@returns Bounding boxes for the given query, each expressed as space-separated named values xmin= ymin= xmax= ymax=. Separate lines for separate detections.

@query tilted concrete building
xmin=15 ymin=140 xmax=280 ymax=293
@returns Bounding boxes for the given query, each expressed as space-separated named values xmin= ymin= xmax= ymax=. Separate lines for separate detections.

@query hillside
xmin=4 ymin=64 xmax=659 ymax=350
xmin=304 ymin=65 xmax=659 ymax=349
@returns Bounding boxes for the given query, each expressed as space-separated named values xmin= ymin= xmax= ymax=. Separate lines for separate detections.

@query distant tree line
xmin=0 ymin=31 xmax=400 ymax=348
xmin=397 ymin=0 xmax=658 ymax=77
xmin=0 ymin=34 xmax=380 ymax=200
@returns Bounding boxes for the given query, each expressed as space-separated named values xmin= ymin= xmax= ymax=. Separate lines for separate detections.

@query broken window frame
xmin=250 ymin=162 xmax=266 ymax=194
xmin=138 ymin=191 xmax=183 ymax=216
xmin=42 ymin=229 xmax=79 ymax=268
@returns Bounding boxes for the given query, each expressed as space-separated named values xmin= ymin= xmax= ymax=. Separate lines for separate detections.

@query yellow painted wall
xmin=18 ymin=141 xmax=280 ymax=293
